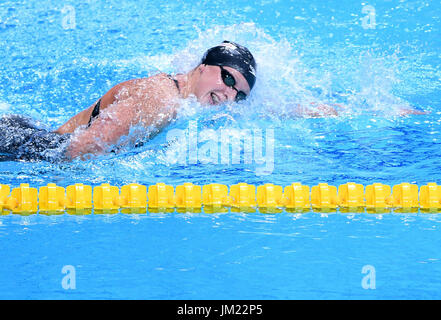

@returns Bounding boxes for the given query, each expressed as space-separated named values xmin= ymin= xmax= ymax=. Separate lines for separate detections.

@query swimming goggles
xmin=219 ymin=66 xmax=247 ymax=102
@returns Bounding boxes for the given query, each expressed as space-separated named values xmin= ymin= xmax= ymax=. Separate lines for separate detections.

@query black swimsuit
xmin=0 ymin=97 xmax=103 ymax=161
xmin=0 ymin=115 xmax=70 ymax=162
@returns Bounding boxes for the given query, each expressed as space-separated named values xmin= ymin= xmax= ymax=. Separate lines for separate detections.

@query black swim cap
xmin=201 ymin=40 xmax=257 ymax=90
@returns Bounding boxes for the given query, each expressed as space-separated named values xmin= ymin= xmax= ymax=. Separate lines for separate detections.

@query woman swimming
xmin=0 ymin=40 xmax=423 ymax=162
xmin=0 ymin=41 xmax=257 ymax=161
xmin=58 ymin=41 xmax=257 ymax=160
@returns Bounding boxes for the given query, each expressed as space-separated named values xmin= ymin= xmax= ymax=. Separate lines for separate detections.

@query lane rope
xmin=1 ymin=182 xmax=440 ymax=214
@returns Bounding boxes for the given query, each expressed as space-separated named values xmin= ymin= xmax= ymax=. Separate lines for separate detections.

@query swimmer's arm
xmin=65 ymin=77 xmax=178 ymax=159
xmin=396 ymin=108 xmax=428 ymax=116
xmin=65 ymin=99 xmax=137 ymax=159
xmin=293 ymin=102 xmax=340 ymax=117
xmin=292 ymin=103 xmax=427 ymax=117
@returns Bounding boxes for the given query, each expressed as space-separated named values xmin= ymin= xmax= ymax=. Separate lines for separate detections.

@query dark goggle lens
xmin=221 ymin=69 xmax=236 ymax=87
xmin=235 ymin=91 xmax=247 ymax=102
xmin=220 ymin=67 xmax=248 ymax=102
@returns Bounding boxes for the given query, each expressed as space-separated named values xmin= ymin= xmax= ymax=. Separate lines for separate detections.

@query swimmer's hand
xmin=294 ymin=102 xmax=341 ymax=118
xmin=396 ymin=107 xmax=429 ymax=116
xmin=293 ymin=103 xmax=428 ymax=118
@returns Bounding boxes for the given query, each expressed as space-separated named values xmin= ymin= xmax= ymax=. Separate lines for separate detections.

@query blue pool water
xmin=1 ymin=0 xmax=441 ymax=299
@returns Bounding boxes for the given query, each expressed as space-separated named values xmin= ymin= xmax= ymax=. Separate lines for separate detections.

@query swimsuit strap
xmin=87 ymin=99 xmax=101 ymax=127
xmin=167 ymin=74 xmax=180 ymax=94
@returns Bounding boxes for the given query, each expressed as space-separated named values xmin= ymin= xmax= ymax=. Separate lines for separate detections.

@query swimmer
xmin=0 ymin=40 xmax=425 ymax=162
xmin=0 ymin=41 xmax=256 ymax=161
xmin=58 ymin=41 xmax=257 ymax=160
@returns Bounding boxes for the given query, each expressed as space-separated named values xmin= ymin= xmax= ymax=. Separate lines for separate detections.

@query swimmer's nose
xmin=223 ymin=86 xmax=237 ymax=102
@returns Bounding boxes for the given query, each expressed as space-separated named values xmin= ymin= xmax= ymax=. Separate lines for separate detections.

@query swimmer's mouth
xmin=210 ymin=92 xmax=221 ymax=105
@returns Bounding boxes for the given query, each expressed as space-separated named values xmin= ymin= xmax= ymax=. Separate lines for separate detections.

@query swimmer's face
xmin=194 ymin=64 xmax=251 ymax=106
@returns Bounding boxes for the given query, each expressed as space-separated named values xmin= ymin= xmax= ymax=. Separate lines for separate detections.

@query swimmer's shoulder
xmin=138 ymin=73 xmax=181 ymax=106
xmin=108 ymin=73 xmax=179 ymax=103
xmin=147 ymin=73 xmax=180 ymax=96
